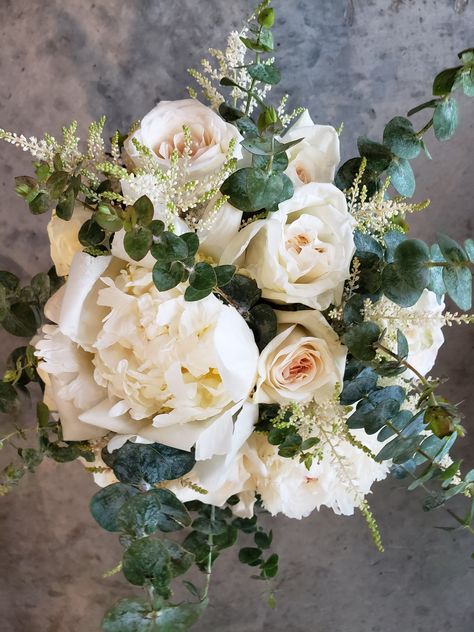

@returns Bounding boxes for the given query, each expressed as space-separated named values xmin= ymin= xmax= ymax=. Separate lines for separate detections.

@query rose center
xmin=286 ymin=233 xmax=327 ymax=256
xmin=155 ymin=127 xmax=214 ymax=160
xmin=295 ymin=164 xmax=310 ymax=184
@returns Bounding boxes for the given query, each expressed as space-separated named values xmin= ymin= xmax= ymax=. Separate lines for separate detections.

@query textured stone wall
xmin=0 ymin=1 xmax=473 ymax=630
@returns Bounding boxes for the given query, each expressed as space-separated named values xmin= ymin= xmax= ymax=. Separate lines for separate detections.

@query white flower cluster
xmin=35 ymin=99 xmax=448 ymax=521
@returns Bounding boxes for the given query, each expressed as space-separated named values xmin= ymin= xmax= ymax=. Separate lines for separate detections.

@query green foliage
xmin=221 ymin=167 xmax=293 ymax=213
xmin=102 ymin=598 xmax=206 ymax=632
xmin=337 ymin=49 xmax=473 ymax=198
xmin=103 ymin=442 xmax=196 ymax=486
xmin=343 ymin=322 xmax=381 ymax=361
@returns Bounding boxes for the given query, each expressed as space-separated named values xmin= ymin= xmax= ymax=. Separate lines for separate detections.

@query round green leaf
xmin=382 ymin=263 xmax=426 ymax=307
xmin=79 ymin=219 xmax=105 ymax=247
xmin=122 ymin=537 xmax=171 ymax=591
xmin=116 ymin=492 xmax=163 ymax=537
xmin=221 ymin=168 xmax=294 ymax=213
xmin=382 ymin=117 xmax=422 ymax=160
xmin=214 ymin=265 xmax=236 ymax=287
xmin=133 ymin=195 xmax=154 ymax=226
xmin=357 ymin=136 xmax=393 ymax=171
xmin=0 ymin=271 xmax=20 ymax=292
xmin=151 ymin=232 xmax=188 ymax=263
xmin=248 ymin=62 xmax=281 ymax=85
xmin=189 ymin=262 xmax=217 ymax=291
xmin=56 ymin=187 xmax=76 ymax=220
xmin=29 ymin=191 xmax=52 ymax=215
xmin=342 ymin=322 xmax=381 ymax=361
xmin=436 ymin=232 xmax=468 ymax=264
xmin=180 ymin=232 xmax=199 ymax=258
xmin=46 ymin=170 xmax=69 ymax=199
xmin=152 ymin=261 xmax=186 ymax=292
xmin=90 ymin=483 xmax=139 ymax=532
xmin=123 ymin=226 xmax=153 ymax=261
xmin=2 ymin=303 xmax=41 ymax=337
xmin=96 ymin=205 xmax=123 ymax=232
xmin=151 ymin=489 xmax=192 ymax=531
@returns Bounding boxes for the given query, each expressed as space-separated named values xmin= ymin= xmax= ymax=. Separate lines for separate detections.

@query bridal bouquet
xmin=1 ymin=2 xmax=473 ymax=630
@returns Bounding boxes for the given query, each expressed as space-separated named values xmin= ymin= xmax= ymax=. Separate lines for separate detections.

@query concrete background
xmin=0 ymin=1 xmax=473 ymax=630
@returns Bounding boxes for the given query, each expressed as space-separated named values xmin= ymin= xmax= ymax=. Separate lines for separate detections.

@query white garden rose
xmin=124 ymin=98 xmax=242 ymax=178
xmin=221 ymin=182 xmax=355 ymax=310
xmin=47 ymin=204 xmax=91 ymax=276
xmin=247 ymin=428 xmax=389 ymax=519
xmin=254 ymin=309 xmax=347 ymax=405
xmin=369 ymin=289 xmax=445 ymax=377
xmin=111 ymin=196 xmax=242 ymax=269
xmin=403 ymin=290 xmax=446 ymax=376
xmin=280 ymin=110 xmax=340 ymax=187
xmin=34 ymin=252 xmax=259 ymax=461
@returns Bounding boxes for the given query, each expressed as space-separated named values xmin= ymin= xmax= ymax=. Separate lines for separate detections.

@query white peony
xmin=254 ymin=309 xmax=347 ymax=405
xmin=168 ymin=401 xmax=259 ymax=518
xmin=35 ymin=252 xmax=259 ymax=461
xmin=124 ymin=98 xmax=242 ymax=178
xmin=47 ymin=204 xmax=91 ymax=276
xmin=247 ymin=429 xmax=389 ymax=519
xmin=221 ymin=182 xmax=355 ymax=310
xmin=280 ymin=110 xmax=340 ymax=187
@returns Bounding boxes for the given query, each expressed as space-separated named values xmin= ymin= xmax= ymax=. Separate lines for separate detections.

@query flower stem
xmin=203 ymin=505 xmax=215 ymax=600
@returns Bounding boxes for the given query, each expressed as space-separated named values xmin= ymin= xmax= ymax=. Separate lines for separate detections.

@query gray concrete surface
xmin=0 ymin=1 xmax=473 ymax=631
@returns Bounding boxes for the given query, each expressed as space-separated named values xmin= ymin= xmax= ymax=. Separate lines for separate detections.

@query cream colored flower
xmin=221 ymin=183 xmax=355 ymax=310
xmin=280 ymin=110 xmax=340 ymax=187
xmin=34 ymin=252 xmax=259 ymax=461
xmin=254 ymin=309 xmax=347 ymax=405
xmin=124 ymin=98 xmax=242 ymax=178
xmin=47 ymin=204 xmax=91 ymax=276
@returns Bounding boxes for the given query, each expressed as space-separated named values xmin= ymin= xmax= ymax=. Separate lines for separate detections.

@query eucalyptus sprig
xmin=336 ymin=48 xmax=474 ymax=197
xmin=218 ymin=5 xmax=299 ymax=215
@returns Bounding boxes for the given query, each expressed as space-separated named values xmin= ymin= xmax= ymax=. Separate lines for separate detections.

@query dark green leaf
xmin=162 ymin=540 xmax=194 ymax=577
xmin=214 ymin=265 xmax=235 ymax=287
xmin=464 ymin=239 xmax=474 ymax=263
xmin=357 ymin=136 xmax=393 ymax=171
xmin=46 ymin=171 xmax=69 ymax=199
xmin=343 ymin=322 xmax=381 ymax=361
xmin=15 ymin=175 xmax=37 ymax=198
xmin=189 ymin=262 xmax=217 ymax=291
xmin=90 ymin=483 xmax=139 ymax=532
xmin=248 ymin=303 xmax=277 ymax=351
xmin=2 ymin=303 xmax=40 ymax=337
xmin=427 ymin=244 xmax=445 ymax=300
xmin=335 ymin=157 xmax=380 ymax=194
xmin=0 ymin=271 xmax=20 ymax=291
xmin=218 ymin=274 xmax=261 ymax=313
xmin=180 ymin=232 xmax=199 ymax=258
xmin=96 ymin=204 xmax=123 ymax=232
xmin=239 ymin=547 xmax=262 ymax=565
xmin=151 ymin=232 xmax=188 ymax=263
xmin=153 ymin=261 xmax=186 ymax=292
xmin=152 ymin=489 xmax=192 ymax=531
xmin=29 ymin=191 xmax=51 ymax=215
xmin=31 ymin=272 xmax=51 ymax=305
xmin=124 ymin=226 xmax=153 ymax=261
xmin=184 ymin=286 xmax=212 ymax=302
xmin=56 ymin=187 xmax=76 ymax=221
xmin=79 ymin=219 xmax=105 ymax=247
xmin=432 ymin=66 xmax=461 ymax=96
xmin=122 ymin=537 xmax=171 ymax=594
xmin=340 ymin=367 xmax=378 ymax=405
xmin=116 ymin=492 xmax=163 ymax=536
xmin=134 ymin=196 xmax=154 ymax=226
xmin=150 ymin=220 xmax=165 ymax=237
xmin=110 ymin=442 xmax=195 ymax=485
